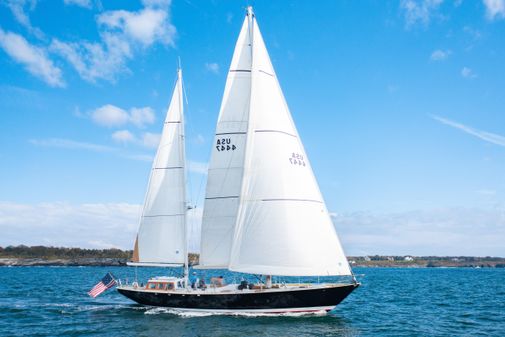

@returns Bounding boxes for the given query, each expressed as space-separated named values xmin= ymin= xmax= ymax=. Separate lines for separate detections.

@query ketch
xmin=117 ymin=6 xmax=359 ymax=314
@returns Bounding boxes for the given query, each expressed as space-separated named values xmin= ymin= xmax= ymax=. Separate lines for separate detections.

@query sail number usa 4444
xmin=216 ymin=138 xmax=237 ymax=151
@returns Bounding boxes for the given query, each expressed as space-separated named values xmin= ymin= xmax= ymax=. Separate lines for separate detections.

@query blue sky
xmin=0 ymin=0 xmax=504 ymax=256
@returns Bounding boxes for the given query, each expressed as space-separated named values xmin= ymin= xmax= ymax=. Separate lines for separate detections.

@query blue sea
xmin=1 ymin=266 xmax=504 ymax=336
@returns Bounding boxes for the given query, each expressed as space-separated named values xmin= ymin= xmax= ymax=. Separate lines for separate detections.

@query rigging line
xmin=180 ymin=68 xmax=195 ymax=207
xmin=179 ymin=68 xmax=206 ymax=263
xmin=180 ymin=65 xmax=206 ymax=211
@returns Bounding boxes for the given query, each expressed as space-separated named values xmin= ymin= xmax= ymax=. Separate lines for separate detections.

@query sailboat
xmin=117 ymin=7 xmax=359 ymax=314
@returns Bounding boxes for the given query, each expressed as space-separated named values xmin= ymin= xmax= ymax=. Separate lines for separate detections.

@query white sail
xmin=227 ymin=9 xmax=352 ymax=276
xmin=198 ymin=18 xmax=253 ymax=269
xmin=131 ymin=69 xmax=186 ymax=266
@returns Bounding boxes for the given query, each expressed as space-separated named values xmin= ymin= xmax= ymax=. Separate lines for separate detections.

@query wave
xmin=143 ymin=307 xmax=328 ymax=318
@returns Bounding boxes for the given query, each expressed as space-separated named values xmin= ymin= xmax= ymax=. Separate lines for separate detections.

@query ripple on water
xmin=0 ymin=266 xmax=504 ymax=336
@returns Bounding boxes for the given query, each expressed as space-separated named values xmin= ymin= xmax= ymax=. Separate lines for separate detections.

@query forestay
xmin=131 ymin=70 xmax=186 ymax=266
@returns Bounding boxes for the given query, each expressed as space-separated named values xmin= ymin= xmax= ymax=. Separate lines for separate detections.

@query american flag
xmin=88 ymin=272 xmax=117 ymax=298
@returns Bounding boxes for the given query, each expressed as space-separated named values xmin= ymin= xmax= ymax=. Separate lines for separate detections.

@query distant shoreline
xmin=0 ymin=257 xmax=128 ymax=267
xmin=1 ymin=246 xmax=504 ymax=268
xmin=1 ymin=257 xmax=505 ymax=268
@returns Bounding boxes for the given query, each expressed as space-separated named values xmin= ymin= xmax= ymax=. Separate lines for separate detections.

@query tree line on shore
xmin=1 ymin=245 xmax=503 ymax=268
xmin=0 ymin=245 xmax=199 ymax=264
xmin=0 ymin=245 xmax=132 ymax=259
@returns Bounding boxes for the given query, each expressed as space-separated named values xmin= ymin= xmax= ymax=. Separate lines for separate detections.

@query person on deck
xmin=197 ymin=278 xmax=206 ymax=289
xmin=190 ymin=272 xmax=198 ymax=289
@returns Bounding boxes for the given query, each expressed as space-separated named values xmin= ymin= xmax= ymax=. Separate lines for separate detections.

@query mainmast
xmin=178 ymin=65 xmax=190 ymax=289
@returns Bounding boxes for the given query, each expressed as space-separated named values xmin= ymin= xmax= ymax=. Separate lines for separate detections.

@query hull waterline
xmin=117 ymin=283 xmax=359 ymax=313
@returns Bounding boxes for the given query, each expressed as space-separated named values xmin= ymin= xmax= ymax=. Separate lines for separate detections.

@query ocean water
xmin=1 ymin=266 xmax=504 ymax=336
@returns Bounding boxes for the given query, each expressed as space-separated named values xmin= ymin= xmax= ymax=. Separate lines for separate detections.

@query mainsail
xmin=200 ymin=8 xmax=351 ymax=276
xmin=130 ymin=69 xmax=187 ymax=267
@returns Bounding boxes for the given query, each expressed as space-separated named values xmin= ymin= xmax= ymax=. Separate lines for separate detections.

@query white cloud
xmin=29 ymin=138 xmax=115 ymax=152
xmin=90 ymin=104 xmax=155 ymax=128
xmin=477 ymin=189 xmax=497 ymax=196
xmin=141 ymin=0 xmax=171 ymax=9
xmin=4 ymin=0 xmax=31 ymax=28
xmin=130 ymin=107 xmax=155 ymax=128
xmin=188 ymin=160 xmax=208 ymax=175
xmin=483 ymin=0 xmax=505 ymax=20
xmin=111 ymin=130 xmax=161 ymax=149
xmin=400 ymin=0 xmax=443 ymax=27
xmin=195 ymin=134 xmax=205 ymax=145
xmin=3 ymin=0 xmax=44 ymax=38
xmin=0 ymin=28 xmax=64 ymax=87
xmin=0 ymin=202 xmax=140 ymax=249
xmin=51 ymin=0 xmax=175 ymax=83
xmin=97 ymin=7 xmax=175 ymax=47
xmin=205 ymin=62 xmax=219 ymax=74
xmin=332 ymin=207 xmax=505 ymax=256
xmin=112 ymin=130 xmax=136 ymax=145
xmin=121 ymin=153 xmax=153 ymax=162
xmin=186 ymin=207 xmax=202 ymax=252
xmin=461 ymin=66 xmax=477 ymax=78
xmin=430 ymin=49 xmax=452 ymax=61
xmin=29 ymin=137 xmax=156 ymax=161
xmin=431 ymin=115 xmax=505 ymax=148
xmin=463 ymin=26 xmax=482 ymax=40
xmin=63 ymin=0 xmax=92 ymax=9
xmin=226 ymin=12 xmax=233 ymax=24
xmin=142 ymin=132 xmax=161 ymax=148
xmin=0 ymin=200 xmax=202 ymax=251
xmin=7 ymin=202 xmax=503 ymax=255
xmin=50 ymin=35 xmax=132 ymax=83
xmin=91 ymin=104 xmax=130 ymax=127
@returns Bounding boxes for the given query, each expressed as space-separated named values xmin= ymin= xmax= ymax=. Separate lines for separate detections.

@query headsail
xmin=204 ymin=7 xmax=351 ymax=276
xmin=130 ymin=69 xmax=187 ymax=267
xmin=198 ymin=17 xmax=253 ymax=269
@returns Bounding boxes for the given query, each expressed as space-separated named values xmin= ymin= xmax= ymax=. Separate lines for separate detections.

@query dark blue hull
xmin=117 ymin=283 xmax=358 ymax=312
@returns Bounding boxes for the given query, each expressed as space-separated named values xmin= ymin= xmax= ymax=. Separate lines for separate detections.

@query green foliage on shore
xmin=0 ymin=245 xmax=132 ymax=259
xmin=348 ymin=255 xmax=505 ymax=268
xmin=0 ymin=245 xmax=200 ymax=264
xmin=1 ymin=246 xmax=503 ymax=268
